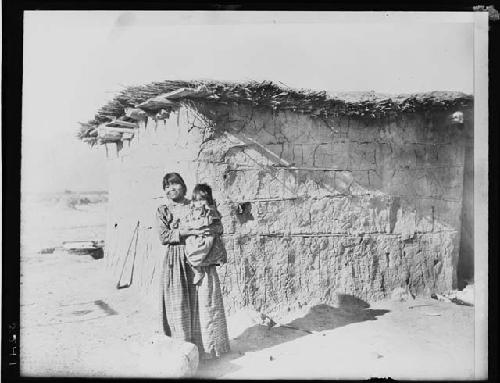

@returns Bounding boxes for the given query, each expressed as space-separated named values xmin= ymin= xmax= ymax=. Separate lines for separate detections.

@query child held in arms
xmin=184 ymin=183 xmax=222 ymax=285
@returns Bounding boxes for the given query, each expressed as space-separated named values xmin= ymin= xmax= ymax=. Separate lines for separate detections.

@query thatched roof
xmin=78 ymin=80 xmax=473 ymax=145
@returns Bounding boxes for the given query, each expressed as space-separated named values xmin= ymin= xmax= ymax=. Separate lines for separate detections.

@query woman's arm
xmin=156 ymin=206 xmax=181 ymax=245
xmin=156 ymin=206 xmax=204 ymax=244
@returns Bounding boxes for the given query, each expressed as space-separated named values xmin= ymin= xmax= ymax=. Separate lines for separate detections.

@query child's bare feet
xmin=193 ymin=271 xmax=204 ymax=285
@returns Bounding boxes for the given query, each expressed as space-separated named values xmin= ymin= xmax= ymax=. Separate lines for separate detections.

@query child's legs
xmin=192 ymin=266 xmax=205 ymax=284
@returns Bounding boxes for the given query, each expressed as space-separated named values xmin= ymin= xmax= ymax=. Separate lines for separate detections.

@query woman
xmin=156 ymin=172 xmax=230 ymax=359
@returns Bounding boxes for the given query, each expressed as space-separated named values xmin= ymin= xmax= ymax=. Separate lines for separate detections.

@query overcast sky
xmin=22 ymin=11 xmax=474 ymax=193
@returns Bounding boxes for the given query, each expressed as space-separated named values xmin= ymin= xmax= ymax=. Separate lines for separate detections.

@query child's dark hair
xmin=192 ymin=184 xmax=214 ymax=205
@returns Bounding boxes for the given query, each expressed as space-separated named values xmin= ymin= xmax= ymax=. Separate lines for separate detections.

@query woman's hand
xmin=179 ymin=228 xmax=203 ymax=237
xmin=179 ymin=226 xmax=218 ymax=238
xmin=199 ymin=226 xmax=217 ymax=236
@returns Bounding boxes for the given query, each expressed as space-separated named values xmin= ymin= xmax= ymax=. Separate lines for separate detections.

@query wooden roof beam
xmin=125 ymin=107 xmax=148 ymax=121
xmin=162 ymin=87 xmax=198 ymax=99
xmin=137 ymin=95 xmax=180 ymax=110
xmin=102 ymin=126 xmax=136 ymax=134
xmin=105 ymin=120 xmax=138 ymax=129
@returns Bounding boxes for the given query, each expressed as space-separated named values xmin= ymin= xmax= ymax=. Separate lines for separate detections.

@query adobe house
xmin=78 ymin=80 xmax=473 ymax=315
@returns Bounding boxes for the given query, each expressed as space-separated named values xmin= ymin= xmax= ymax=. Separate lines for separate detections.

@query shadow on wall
xmin=196 ymin=295 xmax=389 ymax=378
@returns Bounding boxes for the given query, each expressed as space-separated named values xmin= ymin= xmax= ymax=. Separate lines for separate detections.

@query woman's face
xmin=164 ymin=182 xmax=185 ymax=200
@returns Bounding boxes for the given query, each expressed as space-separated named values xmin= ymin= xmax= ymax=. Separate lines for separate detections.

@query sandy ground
xmin=20 ymin=199 xmax=476 ymax=379
xmin=20 ymin=251 xmax=198 ymax=378
xmin=20 ymin=201 xmax=196 ymax=377
xmin=199 ymin=298 xmax=475 ymax=379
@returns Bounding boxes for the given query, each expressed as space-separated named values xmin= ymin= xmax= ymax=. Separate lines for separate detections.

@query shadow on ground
xmin=196 ymin=295 xmax=390 ymax=378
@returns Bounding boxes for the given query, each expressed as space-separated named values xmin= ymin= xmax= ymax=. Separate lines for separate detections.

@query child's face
xmin=192 ymin=195 xmax=208 ymax=209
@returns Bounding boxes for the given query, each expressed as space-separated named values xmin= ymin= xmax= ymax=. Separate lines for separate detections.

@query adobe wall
xmin=104 ymin=108 xmax=205 ymax=295
xmin=104 ymin=102 xmax=472 ymax=315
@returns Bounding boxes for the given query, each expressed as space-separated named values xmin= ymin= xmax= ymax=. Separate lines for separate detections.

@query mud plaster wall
xmin=104 ymin=103 xmax=472 ymax=316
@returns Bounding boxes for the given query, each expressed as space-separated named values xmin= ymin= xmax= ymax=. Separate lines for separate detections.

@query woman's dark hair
xmin=192 ymin=183 xmax=214 ymax=205
xmin=162 ymin=173 xmax=187 ymax=195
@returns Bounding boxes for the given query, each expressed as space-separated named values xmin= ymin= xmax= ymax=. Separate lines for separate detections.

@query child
xmin=184 ymin=184 xmax=221 ymax=285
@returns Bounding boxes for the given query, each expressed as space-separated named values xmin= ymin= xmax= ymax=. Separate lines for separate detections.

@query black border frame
xmin=2 ymin=1 xmax=498 ymax=382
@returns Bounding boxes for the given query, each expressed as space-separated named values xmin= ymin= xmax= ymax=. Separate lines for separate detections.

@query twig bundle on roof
xmin=78 ymin=80 xmax=473 ymax=145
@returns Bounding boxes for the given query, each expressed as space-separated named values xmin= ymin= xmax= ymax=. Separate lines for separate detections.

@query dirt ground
xmin=199 ymin=297 xmax=475 ymax=379
xmin=20 ymin=251 xmax=198 ymax=378
xmin=21 ymin=248 xmax=475 ymax=379
xmin=20 ymin=200 xmax=476 ymax=379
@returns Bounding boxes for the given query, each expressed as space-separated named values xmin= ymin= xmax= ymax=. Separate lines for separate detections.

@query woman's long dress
xmin=156 ymin=199 xmax=230 ymax=358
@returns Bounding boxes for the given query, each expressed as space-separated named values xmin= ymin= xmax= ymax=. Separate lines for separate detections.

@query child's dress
xmin=197 ymin=204 xmax=227 ymax=266
xmin=184 ymin=204 xmax=218 ymax=267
